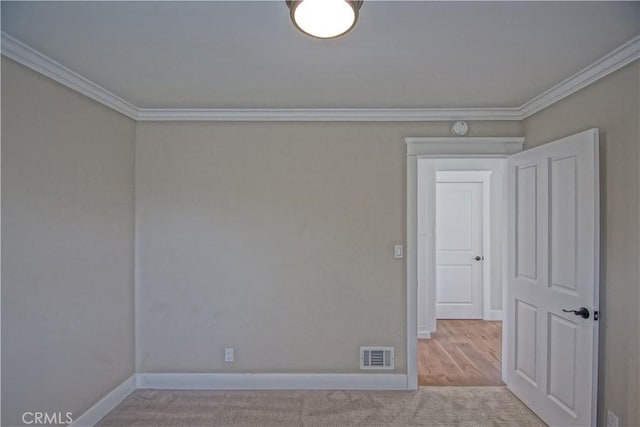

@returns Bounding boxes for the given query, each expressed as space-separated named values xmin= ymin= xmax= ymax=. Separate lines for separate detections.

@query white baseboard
xmin=137 ymin=373 xmax=408 ymax=391
xmin=485 ymin=310 xmax=504 ymax=321
xmin=70 ymin=374 xmax=136 ymax=427
xmin=417 ymin=330 xmax=431 ymax=339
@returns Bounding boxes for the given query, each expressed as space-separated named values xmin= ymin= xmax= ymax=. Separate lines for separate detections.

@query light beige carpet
xmin=97 ymin=386 xmax=545 ymax=426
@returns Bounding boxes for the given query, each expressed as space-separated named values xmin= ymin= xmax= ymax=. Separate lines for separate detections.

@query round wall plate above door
xmin=451 ymin=121 xmax=469 ymax=136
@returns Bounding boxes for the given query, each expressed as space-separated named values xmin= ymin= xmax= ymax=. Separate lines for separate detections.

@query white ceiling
xmin=2 ymin=1 xmax=639 ymax=109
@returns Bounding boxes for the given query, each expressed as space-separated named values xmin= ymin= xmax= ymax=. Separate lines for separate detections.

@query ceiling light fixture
xmin=286 ymin=0 xmax=363 ymax=39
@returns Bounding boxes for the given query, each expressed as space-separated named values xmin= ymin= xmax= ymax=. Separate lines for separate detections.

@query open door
xmin=505 ymin=129 xmax=599 ymax=427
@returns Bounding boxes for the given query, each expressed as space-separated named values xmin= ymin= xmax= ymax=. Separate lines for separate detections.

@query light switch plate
xmin=394 ymin=245 xmax=403 ymax=259
xmin=225 ymin=348 xmax=234 ymax=362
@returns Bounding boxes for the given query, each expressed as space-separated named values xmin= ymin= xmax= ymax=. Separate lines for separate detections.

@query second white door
xmin=436 ymin=176 xmax=484 ymax=319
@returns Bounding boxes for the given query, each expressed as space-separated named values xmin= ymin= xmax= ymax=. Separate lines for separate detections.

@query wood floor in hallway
xmin=418 ymin=319 xmax=503 ymax=386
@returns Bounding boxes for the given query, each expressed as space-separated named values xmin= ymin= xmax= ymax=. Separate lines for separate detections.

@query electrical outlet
xmin=607 ymin=410 xmax=619 ymax=427
xmin=224 ymin=348 xmax=234 ymax=362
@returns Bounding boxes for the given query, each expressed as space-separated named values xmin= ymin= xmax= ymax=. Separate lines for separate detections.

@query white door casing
xmin=406 ymin=137 xmax=524 ymax=390
xmin=505 ymin=129 xmax=599 ymax=427
xmin=435 ymin=176 xmax=486 ymax=319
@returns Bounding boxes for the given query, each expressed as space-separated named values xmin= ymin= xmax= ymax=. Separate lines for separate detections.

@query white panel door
xmin=436 ymin=181 xmax=483 ymax=319
xmin=506 ymin=129 xmax=599 ymax=427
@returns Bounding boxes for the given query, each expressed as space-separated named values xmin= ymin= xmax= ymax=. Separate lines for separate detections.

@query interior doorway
xmin=407 ymin=132 xmax=599 ymax=425
xmin=416 ymin=160 xmax=507 ymax=387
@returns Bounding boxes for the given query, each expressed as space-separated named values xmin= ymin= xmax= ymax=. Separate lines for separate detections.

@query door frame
xmin=405 ymin=136 xmax=524 ymax=390
xmin=435 ymin=171 xmax=492 ymax=320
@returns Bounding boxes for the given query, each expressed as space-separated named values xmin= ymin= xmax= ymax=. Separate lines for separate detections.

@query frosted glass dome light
xmin=287 ymin=0 xmax=363 ymax=39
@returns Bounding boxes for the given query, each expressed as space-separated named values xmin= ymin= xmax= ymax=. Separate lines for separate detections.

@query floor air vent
xmin=360 ymin=347 xmax=394 ymax=370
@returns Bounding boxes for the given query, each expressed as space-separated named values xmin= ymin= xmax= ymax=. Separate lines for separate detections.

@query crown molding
xmin=136 ymin=107 xmax=521 ymax=122
xmin=519 ymin=34 xmax=640 ymax=119
xmin=2 ymin=31 xmax=639 ymax=122
xmin=1 ymin=32 xmax=138 ymax=120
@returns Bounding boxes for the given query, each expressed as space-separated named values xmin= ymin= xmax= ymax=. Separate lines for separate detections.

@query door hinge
xmin=593 ymin=310 xmax=599 ymax=321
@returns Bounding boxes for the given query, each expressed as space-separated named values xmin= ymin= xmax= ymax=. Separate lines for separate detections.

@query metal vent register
xmin=360 ymin=347 xmax=394 ymax=370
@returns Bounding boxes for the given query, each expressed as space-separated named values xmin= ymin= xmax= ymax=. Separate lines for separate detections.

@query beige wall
xmin=1 ymin=58 xmax=136 ymax=426
xmin=524 ymin=61 xmax=640 ymax=427
xmin=135 ymin=120 xmax=522 ymax=373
